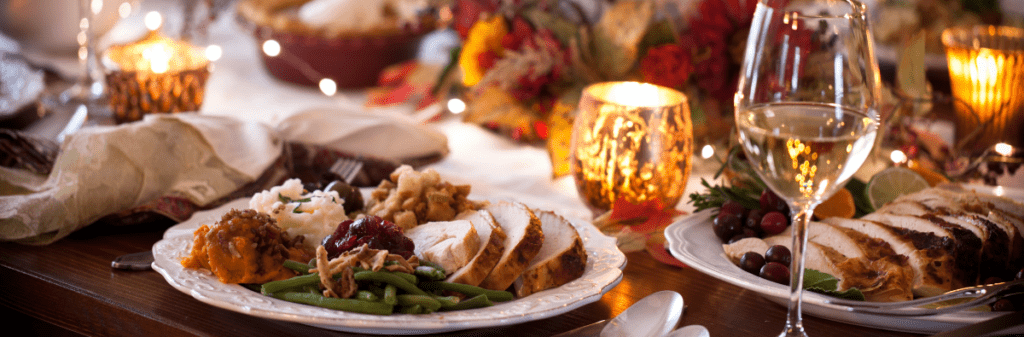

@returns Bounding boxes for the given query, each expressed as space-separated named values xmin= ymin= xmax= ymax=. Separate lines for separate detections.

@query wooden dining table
xmin=0 ymin=217 xmax=924 ymax=337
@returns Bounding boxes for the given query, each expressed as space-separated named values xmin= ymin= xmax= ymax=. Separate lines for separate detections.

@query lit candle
xmin=942 ymin=26 xmax=1024 ymax=154
xmin=570 ymin=81 xmax=694 ymax=214
xmin=104 ymin=29 xmax=212 ymax=123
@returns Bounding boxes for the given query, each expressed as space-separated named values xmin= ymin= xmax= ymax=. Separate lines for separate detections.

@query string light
xmin=262 ymin=40 xmax=281 ymax=57
xmin=994 ymin=142 xmax=1013 ymax=156
xmin=205 ymin=45 xmax=222 ymax=61
xmin=118 ymin=2 xmax=132 ymax=18
xmin=144 ymin=11 xmax=162 ymax=31
xmin=447 ymin=98 xmax=466 ymax=114
xmin=319 ymin=78 xmax=337 ymax=96
xmin=701 ymin=144 xmax=714 ymax=159
xmin=890 ymin=149 xmax=908 ymax=164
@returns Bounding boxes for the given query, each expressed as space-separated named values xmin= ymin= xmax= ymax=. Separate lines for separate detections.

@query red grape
xmin=765 ymin=245 xmax=792 ymax=267
xmin=760 ymin=262 xmax=790 ymax=285
xmin=760 ymin=211 xmax=789 ymax=235
xmin=745 ymin=209 xmax=764 ymax=234
xmin=740 ymin=252 xmax=765 ymax=275
xmin=720 ymin=200 xmax=747 ymax=219
xmin=713 ymin=212 xmax=743 ymax=242
xmin=759 ymin=190 xmax=789 ymax=214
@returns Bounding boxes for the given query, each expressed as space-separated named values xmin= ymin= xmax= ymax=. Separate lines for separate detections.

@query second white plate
xmin=665 ymin=185 xmax=1023 ymax=334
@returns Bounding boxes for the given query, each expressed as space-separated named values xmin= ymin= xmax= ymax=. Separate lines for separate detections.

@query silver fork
xmin=329 ymin=157 xmax=364 ymax=185
xmin=821 ymin=279 xmax=1024 ymax=316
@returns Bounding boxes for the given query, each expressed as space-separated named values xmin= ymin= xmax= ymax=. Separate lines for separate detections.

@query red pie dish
xmin=237 ymin=0 xmax=436 ymax=89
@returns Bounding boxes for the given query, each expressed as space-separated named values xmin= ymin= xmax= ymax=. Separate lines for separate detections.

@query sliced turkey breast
xmin=823 ymin=217 xmax=957 ymax=297
xmin=405 ymin=219 xmax=480 ymax=275
xmin=513 ymin=211 xmax=587 ymax=297
xmin=445 ymin=210 xmax=507 ymax=286
xmin=478 ymin=202 xmax=544 ymax=291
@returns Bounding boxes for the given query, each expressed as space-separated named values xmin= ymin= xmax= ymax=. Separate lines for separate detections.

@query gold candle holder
xmin=104 ymin=31 xmax=210 ymax=124
xmin=942 ymin=25 xmax=1024 ymax=153
xmin=570 ymin=82 xmax=694 ymax=214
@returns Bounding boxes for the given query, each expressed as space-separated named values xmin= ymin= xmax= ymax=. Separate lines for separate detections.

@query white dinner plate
xmin=665 ymin=184 xmax=1023 ymax=334
xmin=153 ymin=198 xmax=626 ymax=335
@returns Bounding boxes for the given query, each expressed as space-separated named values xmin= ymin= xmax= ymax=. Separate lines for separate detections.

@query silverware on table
xmin=111 ymin=250 xmax=154 ymax=271
xmin=822 ymin=279 xmax=1024 ymax=316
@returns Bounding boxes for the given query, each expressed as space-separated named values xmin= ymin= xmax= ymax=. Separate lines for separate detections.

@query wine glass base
xmin=778 ymin=326 xmax=808 ymax=337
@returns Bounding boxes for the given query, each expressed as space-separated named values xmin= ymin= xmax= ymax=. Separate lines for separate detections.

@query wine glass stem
xmin=72 ymin=0 xmax=104 ymax=101
xmin=780 ymin=203 xmax=814 ymax=337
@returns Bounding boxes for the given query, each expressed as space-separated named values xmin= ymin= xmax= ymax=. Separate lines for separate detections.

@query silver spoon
xmin=599 ymin=290 xmax=684 ymax=337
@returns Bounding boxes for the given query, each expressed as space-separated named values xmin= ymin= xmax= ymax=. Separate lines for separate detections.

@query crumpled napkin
xmin=0 ymin=107 xmax=447 ymax=244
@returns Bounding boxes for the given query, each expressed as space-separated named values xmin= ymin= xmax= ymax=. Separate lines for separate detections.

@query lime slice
xmin=866 ymin=167 xmax=930 ymax=210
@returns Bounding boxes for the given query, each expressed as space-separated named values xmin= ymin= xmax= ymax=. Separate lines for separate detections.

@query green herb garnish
xmin=804 ymin=269 xmax=865 ymax=301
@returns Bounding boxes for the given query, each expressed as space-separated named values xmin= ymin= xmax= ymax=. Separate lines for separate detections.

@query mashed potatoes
xmin=249 ymin=179 xmax=349 ymax=251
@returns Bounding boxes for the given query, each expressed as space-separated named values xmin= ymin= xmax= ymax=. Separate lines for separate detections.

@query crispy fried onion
xmin=312 ymin=244 xmax=419 ymax=298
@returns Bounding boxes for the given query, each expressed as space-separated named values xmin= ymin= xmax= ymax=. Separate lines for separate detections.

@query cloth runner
xmin=0 ymin=107 xmax=447 ymax=244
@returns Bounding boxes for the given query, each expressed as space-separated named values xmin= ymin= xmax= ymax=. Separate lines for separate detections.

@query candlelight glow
xmin=319 ymin=78 xmax=337 ymax=96
xmin=571 ymin=81 xmax=693 ymax=212
xmin=995 ymin=143 xmax=1013 ymax=156
xmin=447 ymin=98 xmax=466 ymax=114
xmin=145 ymin=11 xmax=162 ymax=31
xmin=105 ymin=31 xmax=209 ymax=75
xmin=143 ymin=43 xmax=171 ymax=74
xmin=262 ymin=40 xmax=281 ymax=57
xmin=943 ymin=26 xmax=1024 ymax=152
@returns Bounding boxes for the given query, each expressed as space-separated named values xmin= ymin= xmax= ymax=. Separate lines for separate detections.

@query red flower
xmin=452 ymin=0 xmax=501 ymax=39
xmin=640 ymin=44 xmax=693 ymax=90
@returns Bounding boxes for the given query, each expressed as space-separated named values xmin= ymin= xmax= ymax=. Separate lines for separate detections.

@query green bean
xmin=366 ymin=284 xmax=386 ymax=298
xmin=397 ymin=294 xmax=441 ymax=312
xmin=261 ymin=273 xmax=321 ymax=294
xmin=398 ymin=304 xmax=425 ymax=314
xmin=414 ymin=265 xmax=446 ymax=281
xmin=418 ymin=260 xmax=447 ymax=275
xmin=308 ymin=258 xmax=317 ymax=268
xmin=354 ymin=271 xmax=427 ymax=296
xmin=383 ymin=284 xmax=398 ymax=306
xmin=283 ymin=260 xmax=312 ymax=275
xmin=418 ymin=281 xmax=514 ymax=302
xmin=356 ymin=290 xmax=379 ymax=302
xmin=432 ymin=295 xmax=460 ymax=308
xmin=441 ymin=294 xmax=493 ymax=311
xmin=280 ymin=292 xmax=393 ymax=315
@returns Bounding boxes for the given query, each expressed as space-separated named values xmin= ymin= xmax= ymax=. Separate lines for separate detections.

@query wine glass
xmin=733 ymin=1 xmax=881 ymax=336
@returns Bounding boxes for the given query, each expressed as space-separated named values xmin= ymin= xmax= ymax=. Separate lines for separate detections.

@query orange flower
xmin=459 ymin=15 xmax=507 ymax=86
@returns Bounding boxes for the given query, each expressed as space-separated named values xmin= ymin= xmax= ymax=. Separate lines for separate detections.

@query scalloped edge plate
xmin=153 ymin=198 xmax=626 ymax=335
xmin=665 ymin=184 xmax=1023 ymax=334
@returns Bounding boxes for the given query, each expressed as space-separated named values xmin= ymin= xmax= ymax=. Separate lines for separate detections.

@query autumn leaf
xmin=607 ymin=196 xmax=683 ymax=233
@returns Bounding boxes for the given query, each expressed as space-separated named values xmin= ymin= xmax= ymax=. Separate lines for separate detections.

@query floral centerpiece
xmin=440 ymin=0 xmax=782 ymax=176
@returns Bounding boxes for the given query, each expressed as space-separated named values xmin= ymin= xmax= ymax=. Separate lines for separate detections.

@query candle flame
xmin=995 ymin=143 xmax=1013 ymax=156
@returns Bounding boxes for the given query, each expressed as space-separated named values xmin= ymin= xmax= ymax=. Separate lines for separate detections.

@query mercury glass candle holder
xmin=942 ymin=25 xmax=1024 ymax=154
xmin=570 ymin=81 xmax=694 ymax=214
xmin=103 ymin=30 xmax=210 ymax=123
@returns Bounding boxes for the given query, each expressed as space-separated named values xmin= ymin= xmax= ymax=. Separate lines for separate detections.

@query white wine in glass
xmin=734 ymin=1 xmax=882 ymax=336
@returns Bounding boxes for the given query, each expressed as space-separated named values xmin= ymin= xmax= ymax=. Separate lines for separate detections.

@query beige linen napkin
xmin=275 ymin=106 xmax=448 ymax=162
xmin=0 ymin=114 xmax=280 ymax=244
xmin=0 ymin=108 xmax=447 ymax=244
